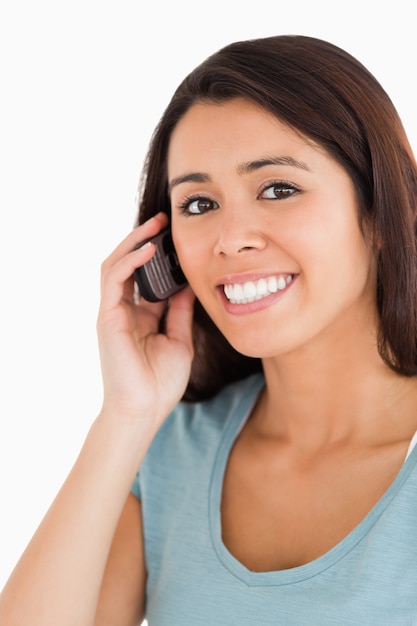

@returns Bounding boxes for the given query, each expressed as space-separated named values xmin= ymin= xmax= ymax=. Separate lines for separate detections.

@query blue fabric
xmin=131 ymin=373 xmax=417 ymax=625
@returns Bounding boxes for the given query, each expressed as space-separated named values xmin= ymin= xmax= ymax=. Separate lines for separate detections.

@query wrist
xmin=93 ymin=405 xmax=162 ymax=458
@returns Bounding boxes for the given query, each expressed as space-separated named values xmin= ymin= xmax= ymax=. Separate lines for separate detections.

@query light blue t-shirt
xmin=131 ymin=373 xmax=417 ymax=625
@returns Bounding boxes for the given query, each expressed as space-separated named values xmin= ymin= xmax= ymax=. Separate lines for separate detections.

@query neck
xmin=257 ymin=329 xmax=417 ymax=453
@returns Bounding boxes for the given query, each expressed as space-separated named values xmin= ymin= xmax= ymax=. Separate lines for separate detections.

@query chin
xmin=223 ymin=335 xmax=281 ymax=360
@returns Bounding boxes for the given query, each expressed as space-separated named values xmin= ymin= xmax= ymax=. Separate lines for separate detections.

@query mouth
xmin=222 ymin=274 xmax=294 ymax=304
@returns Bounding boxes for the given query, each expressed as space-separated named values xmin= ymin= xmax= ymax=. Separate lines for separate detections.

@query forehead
xmin=171 ymin=98 xmax=286 ymax=135
xmin=167 ymin=98 xmax=327 ymax=178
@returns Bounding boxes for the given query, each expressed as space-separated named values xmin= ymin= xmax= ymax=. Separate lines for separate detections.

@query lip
xmin=217 ymin=273 xmax=298 ymax=316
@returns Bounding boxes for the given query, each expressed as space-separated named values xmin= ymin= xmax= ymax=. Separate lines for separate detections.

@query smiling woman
xmin=168 ymin=99 xmax=375 ymax=360
xmin=1 ymin=34 xmax=417 ymax=626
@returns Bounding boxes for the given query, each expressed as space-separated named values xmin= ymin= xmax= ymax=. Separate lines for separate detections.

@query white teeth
xmin=267 ymin=276 xmax=278 ymax=293
xmin=277 ymin=276 xmax=287 ymax=290
xmin=243 ymin=281 xmax=257 ymax=299
xmin=233 ymin=283 xmax=244 ymax=300
xmin=257 ymin=278 xmax=268 ymax=295
xmin=223 ymin=275 xmax=293 ymax=304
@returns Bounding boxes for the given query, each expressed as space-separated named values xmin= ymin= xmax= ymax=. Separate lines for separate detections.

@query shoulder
xmin=132 ymin=373 xmax=264 ymax=498
xmin=156 ymin=371 xmax=264 ymax=448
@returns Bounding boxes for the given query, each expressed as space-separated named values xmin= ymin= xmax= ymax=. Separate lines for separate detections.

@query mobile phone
xmin=133 ymin=227 xmax=187 ymax=302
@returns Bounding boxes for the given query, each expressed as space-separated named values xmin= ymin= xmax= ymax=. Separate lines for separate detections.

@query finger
xmin=101 ymin=212 xmax=169 ymax=273
xmin=100 ymin=241 xmax=156 ymax=311
xmin=164 ymin=286 xmax=195 ymax=353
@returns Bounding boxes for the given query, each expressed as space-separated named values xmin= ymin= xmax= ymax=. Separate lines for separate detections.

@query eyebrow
xmin=168 ymin=172 xmax=210 ymax=193
xmin=237 ymin=156 xmax=310 ymax=175
xmin=168 ymin=155 xmax=310 ymax=193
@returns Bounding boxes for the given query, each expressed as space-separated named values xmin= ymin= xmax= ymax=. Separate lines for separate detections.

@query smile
xmin=223 ymin=274 xmax=294 ymax=304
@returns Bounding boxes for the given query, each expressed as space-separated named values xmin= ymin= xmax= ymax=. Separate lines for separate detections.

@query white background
xmin=0 ymin=0 xmax=416 ymax=602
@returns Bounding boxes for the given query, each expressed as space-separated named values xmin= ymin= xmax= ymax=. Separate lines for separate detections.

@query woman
xmin=1 ymin=35 xmax=417 ymax=625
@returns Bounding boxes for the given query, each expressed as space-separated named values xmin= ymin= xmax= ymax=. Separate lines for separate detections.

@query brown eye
xmin=182 ymin=196 xmax=219 ymax=215
xmin=260 ymin=182 xmax=299 ymax=199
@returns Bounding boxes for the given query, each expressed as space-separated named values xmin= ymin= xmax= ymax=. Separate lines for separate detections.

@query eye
xmin=259 ymin=181 xmax=299 ymax=200
xmin=178 ymin=195 xmax=219 ymax=216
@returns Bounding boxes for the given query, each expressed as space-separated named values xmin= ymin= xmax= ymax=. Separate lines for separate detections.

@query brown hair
xmin=136 ymin=34 xmax=417 ymax=401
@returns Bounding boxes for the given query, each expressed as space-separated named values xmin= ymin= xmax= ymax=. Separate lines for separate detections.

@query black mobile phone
xmin=133 ymin=227 xmax=187 ymax=302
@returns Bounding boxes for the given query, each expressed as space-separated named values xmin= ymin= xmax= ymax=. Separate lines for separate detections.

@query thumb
xmin=165 ymin=287 xmax=195 ymax=354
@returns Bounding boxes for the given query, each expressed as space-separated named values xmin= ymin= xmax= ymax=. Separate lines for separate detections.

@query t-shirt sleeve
xmin=131 ymin=469 xmax=141 ymax=500
xmin=128 ymin=406 xmax=180 ymax=502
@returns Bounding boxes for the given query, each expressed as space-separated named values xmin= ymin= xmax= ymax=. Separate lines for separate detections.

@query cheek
xmin=287 ymin=200 xmax=365 ymax=259
xmin=173 ymin=232 xmax=205 ymax=287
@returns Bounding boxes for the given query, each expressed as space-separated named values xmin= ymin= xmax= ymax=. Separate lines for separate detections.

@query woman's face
xmin=167 ymin=98 xmax=377 ymax=359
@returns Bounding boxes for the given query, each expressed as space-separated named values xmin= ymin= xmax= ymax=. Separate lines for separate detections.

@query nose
xmin=213 ymin=210 xmax=267 ymax=257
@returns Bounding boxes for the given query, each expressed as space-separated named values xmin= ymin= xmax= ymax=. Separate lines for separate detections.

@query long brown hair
xmin=136 ymin=35 xmax=417 ymax=401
